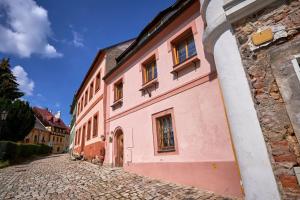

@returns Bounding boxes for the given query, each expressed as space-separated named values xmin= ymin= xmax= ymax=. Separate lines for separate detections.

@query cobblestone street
xmin=0 ymin=154 xmax=237 ymax=200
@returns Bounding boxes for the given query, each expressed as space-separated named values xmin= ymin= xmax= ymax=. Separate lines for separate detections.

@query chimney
xmin=55 ymin=111 xmax=61 ymax=119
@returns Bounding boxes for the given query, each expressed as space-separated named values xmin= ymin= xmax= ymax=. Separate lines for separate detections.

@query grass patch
xmin=0 ymin=160 xmax=9 ymax=169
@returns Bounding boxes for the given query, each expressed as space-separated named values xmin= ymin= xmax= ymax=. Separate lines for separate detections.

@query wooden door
xmin=116 ymin=133 xmax=124 ymax=167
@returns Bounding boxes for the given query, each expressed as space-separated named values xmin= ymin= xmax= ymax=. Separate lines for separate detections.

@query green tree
xmin=0 ymin=58 xmax=24 ymax=101
xmin=0 ymin=58 xmax=34 ymax=142
xmin=0 ymin=99 xmax=35 ymax=142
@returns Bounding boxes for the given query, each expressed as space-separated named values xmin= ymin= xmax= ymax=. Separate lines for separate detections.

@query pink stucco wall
xmin=104 ymin=1 xmax=242 ymax=198
xmin=74 ymin=54 xmax=106 ymax=157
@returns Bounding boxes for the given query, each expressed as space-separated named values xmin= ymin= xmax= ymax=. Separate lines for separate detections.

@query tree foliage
xmin=0 ymin=58 xmax=35 ymax=142
xmin=0 ymin=99 xmax=35 ymax=142
xmin=0 ymin=58 xmax=24 ymax=101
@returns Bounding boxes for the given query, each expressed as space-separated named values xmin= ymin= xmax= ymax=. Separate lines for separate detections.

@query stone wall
xmin=232 ymin=0 xmax=300 ymax=199
xmin=73 ymin=141 xmax=105 ymax=162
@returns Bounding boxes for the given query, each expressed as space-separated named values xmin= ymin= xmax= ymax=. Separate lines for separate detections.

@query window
xmin=143 ymin=58 xmax=157 ymax=84
xmin=93 ymin=114 xmax=98 ymax=137
xmin=114 ymin=80 xmax=123 ymax=102
xmin=81 ymin=97 xmax=84 ymax=111
xmin=75 ymin=131 xmax=77 ymax=145
xmin=82 ymin=125 xmax=86 ymax=142
xmin=60 ymin=137 xmax=62 ymax=143
xmin=87 ymin=120 xmax=91 ymax=140
xmin=95 ymin=72 xmax=101 ymax=92
xmin=77 ymin=102 xmax=81 ymax=115
xmin=78 ymin=128 xmax=81 ymax=144
xmin=84 ymin=90 xmax=88 ymax=106
xmin=292 ymin=55 xmax=300 ymax=82
xmin=152 ymin=108 xmax=177 ymax=154
xmin=156 ymin=114 xmax=175 ymax=151
xmin=173 ymin=34 xmax=196 ymax=65
xmin=34 ymin=135 xmax=37 ymax=143
xmin=89 ymin=82 xmax=94 ymax=100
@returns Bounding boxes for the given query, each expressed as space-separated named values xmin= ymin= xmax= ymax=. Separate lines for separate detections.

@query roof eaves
xmin=103 ymin=0 xmax=195 ymax=80
xmin=75 ymin=38 xmax=136 ymax=99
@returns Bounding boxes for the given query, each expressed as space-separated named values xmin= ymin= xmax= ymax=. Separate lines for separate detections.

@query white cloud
xmin=72 ymin=31 xmax=84 ymax=47
xmin=12 ymin=65 xmax=35 ymax=96
xmin=0 ymin=0 xmax=62 ymax=58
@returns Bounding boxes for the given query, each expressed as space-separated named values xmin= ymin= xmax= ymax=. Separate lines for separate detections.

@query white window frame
xmin=292 ymin=54 xmax=300 ymax=81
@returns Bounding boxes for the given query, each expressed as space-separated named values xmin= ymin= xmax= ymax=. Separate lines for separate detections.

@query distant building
xmin=24 ymin=117 xmax=50 ymax=145
xmin=69 ymin=96 xmax=77 ymax=152
xmin=32 ymin=107 xmax=70 ymax=154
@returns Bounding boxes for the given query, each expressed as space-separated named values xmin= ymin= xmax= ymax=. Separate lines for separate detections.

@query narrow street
xmin=0 ymin=154 xmax=235 ymax=200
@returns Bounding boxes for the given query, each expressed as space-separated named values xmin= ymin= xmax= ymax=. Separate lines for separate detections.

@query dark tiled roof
xmin=74 ymin=39 xmax=134 ymax=99
xmin=103 ymin=0 xmax=195 ymax=80
xmin=33 ymin=107 xmax=69 ymax=132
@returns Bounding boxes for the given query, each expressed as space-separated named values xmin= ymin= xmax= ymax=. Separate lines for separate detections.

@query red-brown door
xmin=116 ymin=133 xmax=124 ymax=167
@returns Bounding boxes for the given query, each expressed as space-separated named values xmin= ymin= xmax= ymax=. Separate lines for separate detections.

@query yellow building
xmin=26 ymin=107 xmax=70 ymax=154
xmin=24 ymin=117 xmax=50 ymax=145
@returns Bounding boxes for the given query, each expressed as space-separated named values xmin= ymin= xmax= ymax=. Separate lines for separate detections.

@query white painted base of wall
xmin=213 ymin=28 xmax=280 ymax=200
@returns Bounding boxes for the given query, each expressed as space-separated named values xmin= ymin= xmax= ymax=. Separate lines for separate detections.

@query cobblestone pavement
xmin=0 ymin=154 xmax=238 ymax=200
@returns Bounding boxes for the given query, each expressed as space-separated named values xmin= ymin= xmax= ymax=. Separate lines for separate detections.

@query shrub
xmin=39 ymin=144 xmax=52 ymax=155
xmin=0 ymin=141 xmax=51 ymax=161
xmin=0 ymin=141 xmax=18 ymax=160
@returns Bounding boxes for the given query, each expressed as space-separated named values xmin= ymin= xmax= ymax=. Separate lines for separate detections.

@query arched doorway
xmin=114 ymin=129 xmax=124 ymax=167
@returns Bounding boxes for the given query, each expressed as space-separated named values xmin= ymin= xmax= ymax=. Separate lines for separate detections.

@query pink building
xmin=102 ymin=0 xmax=242 ymax=197
xmin=74 ymin=0 xmax=242 ymax=197
xmin=73 ymin=40 xmax=133 ymax=161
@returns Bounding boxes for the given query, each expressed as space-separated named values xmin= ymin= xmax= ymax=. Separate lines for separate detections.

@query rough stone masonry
xmin=233 ymin=0 xmax=300 ymax=199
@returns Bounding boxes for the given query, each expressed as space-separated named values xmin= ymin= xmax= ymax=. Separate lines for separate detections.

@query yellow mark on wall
xmin=251 ymin=28 xmax=273 ymax=46
xmin=212 ymin=163 xmax=217 ymax=169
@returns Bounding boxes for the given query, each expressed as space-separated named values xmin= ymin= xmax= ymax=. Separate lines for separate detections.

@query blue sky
xmin=0 ymin=0 xmax=175 ymax=124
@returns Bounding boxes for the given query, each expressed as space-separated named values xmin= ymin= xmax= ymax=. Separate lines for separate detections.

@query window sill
xmin=139 ymin=78 xmax=158 ymax=91
xmin=111 ymin=98 xmax=123 ymax=108
xmin=157 ymin=148 xmax=175 ymax=153
xmin=171 ymin=54 xmax=199 ymax=75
